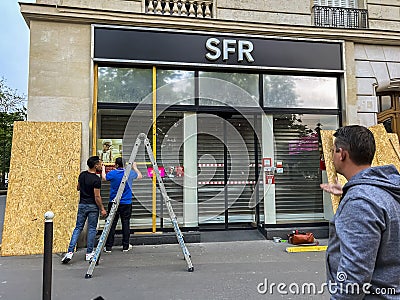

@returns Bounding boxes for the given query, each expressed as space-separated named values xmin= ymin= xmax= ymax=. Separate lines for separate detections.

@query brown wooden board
xmin=388 ymin=133 xmax=400 ymax=162
xmin=369 ymin=124 xmax=400 ymax=171
xmin=320 ymin=130 xmax=346 ymax=213
xmin=1 ymin=122 xmax=81 ymax=256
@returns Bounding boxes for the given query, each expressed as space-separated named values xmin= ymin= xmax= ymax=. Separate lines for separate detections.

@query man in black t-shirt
xmin=62 ymin=156 xmax=107 ymax=264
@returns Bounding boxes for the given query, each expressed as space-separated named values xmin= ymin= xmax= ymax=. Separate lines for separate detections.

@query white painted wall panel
xmin=357 ymin=77 xmax=377 ymax=95
xmin=358 ymin=113 xmax=377 ymax=127
xmin=355 ymin=61 xmax=374 ymax=77
xmin=357 ymin=95 xmax=378 ymax=112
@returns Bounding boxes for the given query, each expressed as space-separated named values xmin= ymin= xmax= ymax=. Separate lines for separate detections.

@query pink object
xmin=147 ymin=166 xmax=165 ymax=178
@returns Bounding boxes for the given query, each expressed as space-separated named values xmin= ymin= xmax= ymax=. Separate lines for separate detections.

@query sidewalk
xmin=0 ymin=238 xmax=329 ymax=299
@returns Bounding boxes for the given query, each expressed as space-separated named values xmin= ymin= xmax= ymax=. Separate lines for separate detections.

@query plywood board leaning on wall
xmin=369 ymin=124 xmax=400 ymax=171
xmin=320 ymin=130 xmax=346 ymax=214
xmin=321 ymin=124 xmax=400 ymax=214
xmin=1 ymin=122 xmax=81 ymax=256
xmin=388 ymin=133 xmax=400 ymax=162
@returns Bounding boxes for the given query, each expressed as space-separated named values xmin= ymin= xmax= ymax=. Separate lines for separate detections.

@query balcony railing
xmin=144 ymin=0 xmax=213 ymax=18
xmin=313 ymin=5 xmax=368 ymax=29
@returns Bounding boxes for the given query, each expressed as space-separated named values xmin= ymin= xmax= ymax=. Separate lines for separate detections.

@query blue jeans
xmin=67 ymin=203 xmax=99 ymax=253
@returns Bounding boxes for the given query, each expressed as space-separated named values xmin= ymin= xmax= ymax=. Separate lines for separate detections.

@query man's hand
xmin=101 ymin=164 xmax=107 ymax=181
xmin=320 ymin=177 xmax=343 ymax=195
xmin=100 ymin=208 xmax=107 ymax=217
xmin=132 ymin=162 xmax=143 ymax=179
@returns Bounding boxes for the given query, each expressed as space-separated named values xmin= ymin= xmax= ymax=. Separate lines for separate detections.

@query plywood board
xmin=1 ymin=122 xmax=81 ymax=256
xmin=388 ymin=133 xmax=400 ymax=162
xmin=320 ymin=130 xmax=346 ymax=213
xmin=369 ymin=124 xmax=400 ymax=171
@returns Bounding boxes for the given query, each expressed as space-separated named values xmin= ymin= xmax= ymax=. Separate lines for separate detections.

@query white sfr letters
xmin=205 ymin=38 xmax=255 ymax=63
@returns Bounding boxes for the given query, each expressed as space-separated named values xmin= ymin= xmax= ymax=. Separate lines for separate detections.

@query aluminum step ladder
xmin=85 ymin=133 xmax=194 ymax=278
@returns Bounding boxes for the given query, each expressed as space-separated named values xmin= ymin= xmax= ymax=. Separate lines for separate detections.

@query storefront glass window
xmin=157 ymin=70 xmax=195 ymax=105
xmin=199 ymin=72 xmax=259 ymax=107
xmin=97 ymin=67 xmax=152 ymax=103
xmin=263 ymin=75 xmax=338 ymax=109
xmin=273 ymin=114 xmax=338 ymax=222
xmin=96 ymin=108 xmax=185 ymax=229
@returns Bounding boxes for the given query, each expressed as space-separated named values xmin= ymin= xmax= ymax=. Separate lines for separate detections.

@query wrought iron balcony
xmin=144 ymin=0 xmax=213 ymax=18
xmin=313 ymin=5 xmax=368 ymax=29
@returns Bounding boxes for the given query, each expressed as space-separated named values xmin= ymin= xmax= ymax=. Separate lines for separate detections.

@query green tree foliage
xmin=0 ymin=78 xmax=26 ymax=188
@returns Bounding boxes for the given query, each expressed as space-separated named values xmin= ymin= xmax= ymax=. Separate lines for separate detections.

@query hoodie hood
xmin=342 ymin=164 xmax=400 ymax=204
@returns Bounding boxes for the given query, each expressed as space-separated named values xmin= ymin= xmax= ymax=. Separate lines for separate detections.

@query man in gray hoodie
xmin=324 ymin=125 xmax=400 ymax=299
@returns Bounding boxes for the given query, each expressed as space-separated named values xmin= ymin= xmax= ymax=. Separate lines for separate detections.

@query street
xmin=0 ymin=238 xmax=329 ymax=300
xmin=0 ymin=194 xmax=329 ymax=299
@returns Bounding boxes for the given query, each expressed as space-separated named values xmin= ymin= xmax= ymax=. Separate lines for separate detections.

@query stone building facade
xmin=20 ymin=0 xmax=400 ymax=234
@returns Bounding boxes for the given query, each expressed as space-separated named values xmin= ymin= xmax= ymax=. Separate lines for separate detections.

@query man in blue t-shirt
xmin=101 ymin=157 xmax=142 ymax=252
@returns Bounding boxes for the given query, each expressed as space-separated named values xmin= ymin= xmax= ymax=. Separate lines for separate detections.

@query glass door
xmin=197 ymin=113 xmax=259 ymax=228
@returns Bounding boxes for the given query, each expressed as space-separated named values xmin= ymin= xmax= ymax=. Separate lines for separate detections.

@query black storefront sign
xmin=94 ymin=27 xmax=343 ymax=71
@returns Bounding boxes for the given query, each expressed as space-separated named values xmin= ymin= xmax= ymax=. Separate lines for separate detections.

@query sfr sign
xmin=205 ymin=38 xmax=255 ymax=63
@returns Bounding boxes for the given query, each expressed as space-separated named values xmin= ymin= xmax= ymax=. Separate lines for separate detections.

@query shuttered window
xmin=314 ymin=0 xmax=358 ymax=8
xmin=197 ymin=117 xmax=225 ymax=223
xmin=227 ymin=117 xmax=258 ymax=223
xmin=98 ymin=111 xmax=184 ymax=229
xmin=197 ymin=114 xmax=259 ymax=224
xmin=273 ymin=114 xmax=338 ymax=222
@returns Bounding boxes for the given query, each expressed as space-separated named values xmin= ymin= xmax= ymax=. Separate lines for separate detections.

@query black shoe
xmin=61 ymin=252 xmax=73 ymax=264
xmin=122 ymin=244 xmax=133 ymax=252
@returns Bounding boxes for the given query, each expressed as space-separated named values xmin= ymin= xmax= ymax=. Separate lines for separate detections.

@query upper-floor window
xmin=314 ymin=0 xmax=358 ymax=8
xmin=313 ymin=0 xmax=368 ymax=29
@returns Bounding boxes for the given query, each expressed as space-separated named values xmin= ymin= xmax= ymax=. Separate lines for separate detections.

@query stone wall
xmin=36 ymin=0 xmax=142 ymax=13
xmin=23 ymin=0 xmax=400 ymax=152
xmin=368 ymin=0 xmax=400 ymax=31
xmin=216 ymin=0 xmax=312 ymax=25
xmin=33 ymin=0 xmax=400 ymax=31
xmin=27 ymin=21 xmax=92 ymax=170
xmin=354 ymin=44 xmax=400 ymax=127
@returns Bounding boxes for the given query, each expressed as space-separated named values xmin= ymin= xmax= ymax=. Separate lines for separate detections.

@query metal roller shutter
xmin=273 ymin=115 xmax=324 ymax=222
xmin=98 ymin=113 xmax=184 ymax=230
xmin=197 ymin=116 xmax=225 ymax=224
xmin=197 ymin=115 xmax=259 ymax=225
xmin=226 ymin=117 xmax=257 ymax=223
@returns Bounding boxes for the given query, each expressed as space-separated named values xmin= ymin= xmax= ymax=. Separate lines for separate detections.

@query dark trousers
xmin=105 ymin=202 xmax=132 ymax=249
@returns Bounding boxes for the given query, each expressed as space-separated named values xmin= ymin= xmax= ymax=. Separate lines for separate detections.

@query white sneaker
xmin=122 ymin=244 xmax=133 ymax=252
xmin=85 ymin=252 xmax=95 ymax=261
xmin=61 ymin=252 xmax=73 ymax=264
